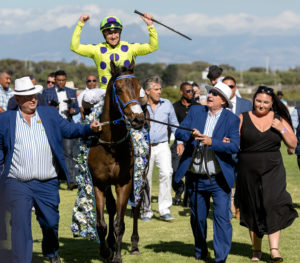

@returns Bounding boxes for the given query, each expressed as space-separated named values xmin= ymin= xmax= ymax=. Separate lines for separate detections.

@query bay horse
xmin=88 ymin=61 xmax=147 ymax=263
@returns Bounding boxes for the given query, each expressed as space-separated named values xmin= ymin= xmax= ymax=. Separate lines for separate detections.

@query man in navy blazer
xmin=0 ymin=77 xmax=101 ymax=263
xmin=175 ymin=82 xmax=240 ymax=263
xmin=43 ymin=70 xmax=80 ymax=190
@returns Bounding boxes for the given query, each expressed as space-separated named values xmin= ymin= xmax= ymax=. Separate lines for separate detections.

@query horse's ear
xmin=129 ymin=60 xmax=135 ymax=72
xmin=110 ymin=60 xmax=118 ymax=76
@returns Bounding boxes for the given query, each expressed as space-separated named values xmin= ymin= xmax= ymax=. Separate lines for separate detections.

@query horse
xmin=88 ymin=60 xmax=147 ymax=263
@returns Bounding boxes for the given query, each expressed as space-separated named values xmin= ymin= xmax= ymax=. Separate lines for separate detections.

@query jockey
xmin=70 ymin=13 xmax=159 ymax=90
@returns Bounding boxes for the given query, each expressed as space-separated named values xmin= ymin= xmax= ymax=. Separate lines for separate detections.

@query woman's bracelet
xmin=281 ymin=127 xmax=287 ymax=134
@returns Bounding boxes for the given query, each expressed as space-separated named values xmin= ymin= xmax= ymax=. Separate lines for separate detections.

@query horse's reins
xmin=98 ymin=74 xmax=141 ymax=145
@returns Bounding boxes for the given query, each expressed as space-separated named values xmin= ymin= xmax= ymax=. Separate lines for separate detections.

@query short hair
xmin=55 ymin=70 xmax=67 ymax=78
xmin=143 ymin=76 xmax=162 ymax=91
xmin=48 ymin=72 xmax=55 ymax=78
xmin=180 ymin=81 xmax=192 ymax=90
xmin=277 ymin=90 xmax=284 ymax=96
xmin=191 ymin=82 xmax=199 ymax=88
xmin=0 ymin=71 xmax=11 ymax=78
xmin=86 ymin=74 xmax=97 ymax=81
xmin=207 ymin=65 xmax=223 ymax=80
xmin=222 ymin=76 xmax=236 ymax=85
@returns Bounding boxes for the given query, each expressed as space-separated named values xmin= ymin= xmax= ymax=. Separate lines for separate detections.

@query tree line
xmin=0 ymin=59 xmax=299 ymax=100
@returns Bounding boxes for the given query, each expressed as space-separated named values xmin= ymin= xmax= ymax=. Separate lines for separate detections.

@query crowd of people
xmin=0 ymin=10 xmax=299 ymax=263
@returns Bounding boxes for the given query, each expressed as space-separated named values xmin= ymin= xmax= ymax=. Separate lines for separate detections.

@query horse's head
xmin=110 ymin=60 xmax=145 ymax=130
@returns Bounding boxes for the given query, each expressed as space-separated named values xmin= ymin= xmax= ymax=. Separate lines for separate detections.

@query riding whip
xmin=145 ymin=117 xmax=194 ymax=132
xmin=134 ymin=10 xmax=192 ymax=40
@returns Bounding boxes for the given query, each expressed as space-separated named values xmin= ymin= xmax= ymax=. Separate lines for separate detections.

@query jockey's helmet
xmin=100 ymin=16 xmax=123 ymax=33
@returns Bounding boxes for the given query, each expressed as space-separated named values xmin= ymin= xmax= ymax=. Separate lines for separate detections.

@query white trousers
xmin=141 ymin=142 xmax=173 ymax=217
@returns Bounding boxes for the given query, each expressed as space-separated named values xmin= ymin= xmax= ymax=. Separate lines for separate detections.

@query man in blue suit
xmin=222 ymin=76 xmax=252 ymax=116
xmin=43 ymin=70 xmax=80 ymax=190
xmin=175 ymin=82 xmax=240 ymax=262
xmin=0 ymin=76 xmax=101 ymax=263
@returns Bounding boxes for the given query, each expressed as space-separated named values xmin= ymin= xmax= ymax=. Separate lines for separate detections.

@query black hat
xmin=207 ymin=65 xmax=223 ymax=80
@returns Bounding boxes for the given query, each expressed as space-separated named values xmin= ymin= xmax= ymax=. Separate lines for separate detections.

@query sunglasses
xmin=185 ymin=89 xmax=195 ymax=94
xmin=208 ymin=90 xmax=220 ymax=97
xmin=47 ymin=81 xmax=55 ymax=84
xmin=257 ymin=86 xmax=274 ymax=95
xmin=87 ymin=79 xmax=97 ymax=83
xmin=228 ymin=85 xmax=235 ymax=89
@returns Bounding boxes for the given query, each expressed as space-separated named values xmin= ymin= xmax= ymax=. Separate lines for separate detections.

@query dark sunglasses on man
xmin=209 ymin=90 xmax=220 ymax=97
xmin=87 ymin=79 xmax=97 ymax=83
xmin=47 ymin=81 xmax=55 ymax=84
xmin=185 ymin=89 xmax=195 ymax=94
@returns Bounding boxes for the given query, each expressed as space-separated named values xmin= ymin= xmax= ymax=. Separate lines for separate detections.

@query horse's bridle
xmin=98 ymin=74 xmax=142 ymax=145
xmin=112 ymin=74 xmax=142 ymax=122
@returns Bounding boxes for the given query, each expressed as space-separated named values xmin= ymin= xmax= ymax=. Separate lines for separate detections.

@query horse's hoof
xmin=99 ymin=247 xmax=114 ymax=260
xmin=112 ymin=254 xmax=122 ymax=263
xmin=130 ymin=248 xmax=140 ymax=255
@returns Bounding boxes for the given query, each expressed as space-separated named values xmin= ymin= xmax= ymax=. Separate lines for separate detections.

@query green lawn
xmin=26 ymin=147 xmax=300 ymax=262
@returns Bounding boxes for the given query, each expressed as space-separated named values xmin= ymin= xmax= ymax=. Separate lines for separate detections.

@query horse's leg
xmin=131 ymin=198 xmax=141 ymax=255
xmin=94 ymin=186 xmax=112 ymax=259
xmin=112 ymin=183 xmax=132 ymax=263
xmin=106 ymin=186 xmax=117 ymax=252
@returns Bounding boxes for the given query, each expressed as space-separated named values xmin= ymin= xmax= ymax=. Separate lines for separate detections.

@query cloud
xmin=1 ymin=6 xmax=300 ymax=36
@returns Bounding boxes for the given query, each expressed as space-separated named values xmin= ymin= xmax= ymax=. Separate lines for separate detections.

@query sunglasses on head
xmin=47 ymin=81 xmax=55 ymax=84
xmin=87 ymin=79 xmax=97 ymax=83
xmin=208 ymin=90 xmax=220 ymax=97
xmin=257 ymin=86 xmax=273 ymax=95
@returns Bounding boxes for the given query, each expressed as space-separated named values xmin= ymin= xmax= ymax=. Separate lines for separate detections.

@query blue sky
xmin=4 ymin=0 xmax=300 ymax=16
xmin=2 ymin=1 xmax=300 ymax=35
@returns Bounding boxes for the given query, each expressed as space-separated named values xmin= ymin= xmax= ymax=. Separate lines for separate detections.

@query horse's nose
xmin=131 ymin=114 xmax=145 ymax=129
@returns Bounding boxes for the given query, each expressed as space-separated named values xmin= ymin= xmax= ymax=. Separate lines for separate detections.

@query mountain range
xmin=1 ymin=22 xmax=300 ymax=70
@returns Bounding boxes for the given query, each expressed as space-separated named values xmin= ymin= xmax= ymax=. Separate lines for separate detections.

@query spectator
xmin=46 ymin=73 xmax=56 ymax=89
xmin=42 ymin=70 xmax=80 ymax=190
xmin=222 ymin=76 xmax=252 ymax=219
xmin=29 ymin=74 xmax=37 ymax=85
xmin=291 ymin=106 xmax=300 ymax=169
xmin=140 ymin=76 xmax=183 ymax=222
xmin=0 ymin=71 xmax=13 ymax=113
xmin=0 ymin=76 xmax=101 ymax=263
xmin=277 ymin=90 xmax=288 ymax=107
xmin=207 ymin=65 xmax=223 ymax=86
xmin=7 ymin=76 xmax=46 ymax=110
xmin=77 ymin=74 xmax=105 ymax=120
xmin=70 ymin=13 xmax=158 ymax=90
xmin=175 ymin=82 xmax=240 ymax=262
xmin=236 ymin=86 xmax=298 ymax=262
xmin=172 ymin=81 xmax=196 ymax=206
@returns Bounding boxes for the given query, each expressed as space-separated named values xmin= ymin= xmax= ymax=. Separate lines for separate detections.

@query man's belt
xmin=151 ymin=141 xmax=166 ymax=147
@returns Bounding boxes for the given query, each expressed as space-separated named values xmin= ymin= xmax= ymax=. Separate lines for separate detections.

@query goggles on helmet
xmin=100 ymin=16 xmax=123 ymax=32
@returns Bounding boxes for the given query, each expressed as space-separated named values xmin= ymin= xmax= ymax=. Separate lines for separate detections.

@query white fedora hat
xmin=205 ymin=82 xmax=233 ymax=109
xmin=13 ymin=76 xmax=43 ymax=96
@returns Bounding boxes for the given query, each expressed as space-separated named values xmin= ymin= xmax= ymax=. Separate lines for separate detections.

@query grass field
xmin=16 ymin=146 xmax=300 ymax=262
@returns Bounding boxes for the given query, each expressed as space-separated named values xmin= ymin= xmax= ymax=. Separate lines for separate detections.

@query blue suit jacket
xmin=175 ymin=105 xmax=240 ymax=189
xmin=42 ymin=86 xmax=79 ymax=115
xmin=235 ymin=96 xmax=252 ymax=116
xmin=0 ymin=106 xmax=92 ymax=182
